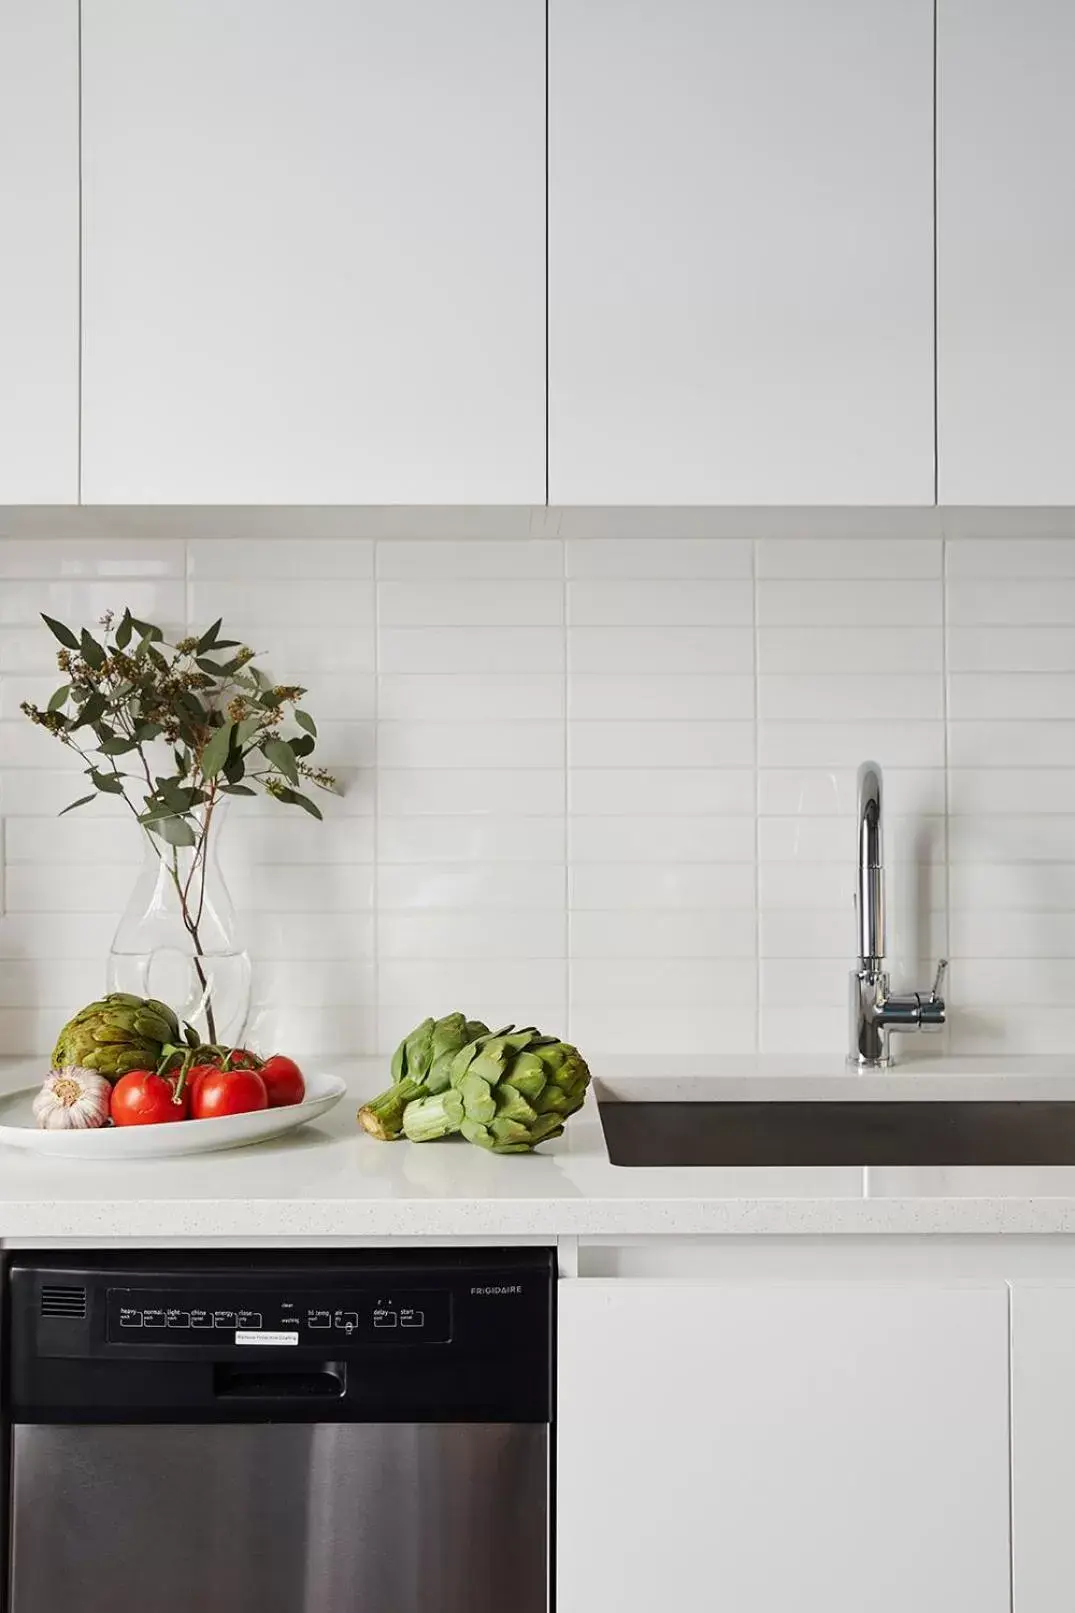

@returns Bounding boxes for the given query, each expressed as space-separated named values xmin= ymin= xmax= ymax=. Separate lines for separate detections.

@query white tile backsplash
xmin=1 ymin=525 xmax=1072 ymax=1062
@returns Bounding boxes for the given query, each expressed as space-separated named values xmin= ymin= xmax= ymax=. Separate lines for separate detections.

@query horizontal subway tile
xmin=249 ymin=913 xmax=374 ymax=961
xmin=949 ymin=911 xmax=1075 ymax=959
xmin=0 ymin=579 xmax=186 ymax=629
xmin=569 ymin=864 xmax=756 ymax=911
xmin=566 ymin=538 xmax=752 ymax=579
xmin=377 ymin=673 xmax=563 ymax=721
xmin=760 ymin=1005 xmax=846 ymax=1055
xmin=5 ymin=865 xmax=124 ymax=914
xmin=376 ymin=538 xmax=562 ymax=580
xmin=0 ymin=719 xmax=68 ymax=768
xmin=948 ymin=579 xmax=1075 ymax=626
xmin=956 ymin=958 xmax=1075 ymax=1007
xmin=948 ymin=769 xmax=1075 ymax=814
xmin=281 ymin=674 xmax=375 ymax=721
xmin=568 ymin=673 xmax=753 ymax=721
xmin=0 ymin=913 xmax=119 ymax=959
xmin=761 ymin=959 xmax=847 ymax=1007
xmin=568 ymin=626 xmax=753 ymax=674
xmin=948 ymin=673 xmax=1075 ymax=721
xmin=377 ymin=910 xmax=564 ymax=960
xmin=949 ymin=815 xmax=1075 ymax=863
xmin=570 ymin=910 xmax=756 ymax=959
xmin=568 ymin=579 xmax=753 ymax=626
xmin=377 ymin=720 xmax=563 ymax=770
xmin=757 ymin=537 xmax=940 ymax=579
xmin=378 ymin=863 xmax=564 ymax=910
xmin=946 ymin=626 xmax=1075 ymax=673
xmin=378 ymin=958 xmax=565 ymax=1006
xmin=378 ymin=579 xmax=563 ymax=627
xmin=758 ymin=673 xmax=942 ymax=722
xmin=0 ymin=957 xmax=104 ymax=1007
xmin=946 ymin=538 xmax=1075 ymax=578
xmin=376 ymin=1003 xmax=565 ymax=1056
xmin=569 ymin=816 xmax=755 ymax=864
xmin=243 ymin=626 xmax=375 ymax=674
xmin=0 ymin=539 xmax=185 ymax=579
xmin=0 ymin=770 xmax=132 ymax=817
xmin=949 ymin=863 xmax=1075 ymax=912
xmin=188 ymin=537 xmax=373 ymax=579
xmin=189 ymin=578 xmax=373 ymax=628
xmin=758 ymin=580 xmax=941 ymax=627
xmin=380 ymin=626 xmax=563 ymax=674
xmin=4 ymin=815 xmax=139 ymax=865
xmin=243 ymin=1003 xmax=376 ymax=1058
xmin=758 ymin=625 xmax=943 ymax=675
xmin=760 ymin=860 xmax=944 ymax=911
xmin=570 ymin=958 xmax=757 ymax=1008
xmin=220 ymin=816 xmax=375 ymax=867
xmin=377 ymin=767 xmax=563 ymax=816
xmin=0 ymin=628 xmax=75 ymax=674
xmin=569 ymin=721 xmax=754 ymax=769
xmin=569 ymin=768 xmax=755 ymax=816
xmin=227 ymin=864 xmax=374 ymax=914
xmin=253 ymin=960 xmax=376 ymax=1008
xmin=759 ymin=720 xmax=945 ymax=769
xmin=758 ymin=767 xmax=946 ymax=816
xmin=948 ymin=721 xmax=1075 ymax=768
xmin=568 ymin=1005 xmax=756 ymax=1056
xmin=947 ymin=1005 xmax=1075 ymax=1057
xmin=760 ymin=909 xmax=946 ymax=960
xmin=378 ymin=816 xmax=565 ymax=864
xmin=759 ymin=815 xmax=945 ymax=863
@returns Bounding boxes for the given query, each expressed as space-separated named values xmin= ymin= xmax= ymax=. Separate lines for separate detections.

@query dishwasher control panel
xmin=106 ymin=1286 xmax=451 ymax=1346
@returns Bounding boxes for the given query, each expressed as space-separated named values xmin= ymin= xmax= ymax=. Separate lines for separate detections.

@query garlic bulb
xmin=33 ymin=1067 xmax=112 ymax=1131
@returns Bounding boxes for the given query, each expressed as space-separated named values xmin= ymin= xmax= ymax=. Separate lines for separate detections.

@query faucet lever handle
xmin=930 ymin=958 xmax=949 ymax=1002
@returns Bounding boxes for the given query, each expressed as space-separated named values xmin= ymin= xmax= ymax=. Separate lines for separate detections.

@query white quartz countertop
xmin=6 ymin=1056 xmax=1075 ymax=1241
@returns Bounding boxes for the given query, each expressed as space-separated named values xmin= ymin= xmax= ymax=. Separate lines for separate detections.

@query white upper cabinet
xmin=80 ymin=1 xmax=545 ymax=504
xmin=938 ymin=0 xmax=1075 ymax=504
xmin=559 ymin=1281 xmax=1011 ymax=1613
xmin=1011 ymin=1285 xmax=1075 ymax=1613
xmin=0 ymin=0 xmax=78 ymax=503
xmin=548 ymin=0 xmax=935 ymax=506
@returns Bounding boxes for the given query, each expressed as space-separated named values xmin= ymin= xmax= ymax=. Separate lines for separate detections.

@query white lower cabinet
xmin=558 ymin=1281 xmax=1011 ymax=1613
xmin=1011 ymin=1285 xmax=1075 ymax=1612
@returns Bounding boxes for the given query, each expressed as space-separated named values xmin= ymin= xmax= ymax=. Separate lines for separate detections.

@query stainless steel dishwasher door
xmin=10 ymin=1421 xmax=549 ymax=1613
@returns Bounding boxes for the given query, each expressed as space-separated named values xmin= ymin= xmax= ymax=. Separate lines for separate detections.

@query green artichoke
xmin=358 ymin=1011 xmax=490 ymax=1141
xmin=51 ymin=993 xmax=181 ymax=1082
xmin=403 ymin=1026 xmax=591 ymax=1153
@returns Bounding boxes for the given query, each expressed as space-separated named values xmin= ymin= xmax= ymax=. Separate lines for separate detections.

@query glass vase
xmin=107 ymin=805 xmax=251 ymax=1048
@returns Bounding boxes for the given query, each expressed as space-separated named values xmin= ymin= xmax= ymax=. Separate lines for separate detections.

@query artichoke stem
xmin=358 ymin=1077 xmax=429 ymax=1141
xmin=402 ymin=1090 xmax=464 ymax=1143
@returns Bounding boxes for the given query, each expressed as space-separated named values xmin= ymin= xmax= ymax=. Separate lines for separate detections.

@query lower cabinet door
xmin=1011 ymin=1284 xmax=1075 ymax=1613
xmin=558 ymin=1281 xmax=1010 ymax=1613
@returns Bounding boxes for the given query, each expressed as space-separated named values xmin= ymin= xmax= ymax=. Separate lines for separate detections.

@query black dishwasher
xmin=4 ymin=1249 xmax=553 ymax=1613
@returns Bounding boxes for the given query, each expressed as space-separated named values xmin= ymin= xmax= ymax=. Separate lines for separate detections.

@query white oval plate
xmin=0 ymin=1072 xmax=347 ymax=1159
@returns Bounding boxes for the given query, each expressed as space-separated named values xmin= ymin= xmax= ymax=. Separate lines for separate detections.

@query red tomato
xmin=223 ymin=1048 xmax=263 ymax=1071
xmin=183 ymin=1062 xmax=221 ymax=1113
xmin=191 ymin=1067 xmax=268 ymax=1121
xmin=258 ymin=1054 xmax=305 ymax=1108
xmin=111 ymin=1070 xmax=189 ymax=1127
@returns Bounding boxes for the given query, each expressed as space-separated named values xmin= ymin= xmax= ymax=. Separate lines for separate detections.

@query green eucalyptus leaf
xmin=146 ymin=815 xmax=197 ymax=848
xmin=130 ymin=618 xmax=163 ymax=642
xmin=80 ymin=629 xmax=106 ymax=670
xmin=135 ymin=721 xmax=163 ymax=741
xmin=219 ymin=783 xmax=256 ymax=796
xmin=276 ymin=787 xmax=323 ymax=821
xmin=199 ymin=721 xmax=234 ymax=780
xmin=195 ymin=657 xmax=225 ymax=676
xmin=224 ymin=754 xmax=246 ymax=785
xmin=41 ymin=614 xmax=79 ymax=651
xmin=196 ymin=618 xmax=222 ymax=654
xmin=294 ymin=709 xmax=317 ymax=738
xmin=89 ymin=769 xmax=124 ymax=795
xmin=58 ymin=794 xmax=96 ymax=816
xmin=47 ymin=685 xmax=70 ymax=713
xmin=98 ymin=735 xmax=136 ymax=756
xmin=71 ymin=692 xmax=108 ymax=729
xmin=290 ymin=734 xmax=315 ymax=758
xmin=235 ymin=715 xmax=263 ymax=748
xmin=263 ymin=737 xmax=299 ymax=784
xmin=115 ymin=608 xmax=133 ymax=650
xmin=146 ymin=644 xmax=168 ymax=672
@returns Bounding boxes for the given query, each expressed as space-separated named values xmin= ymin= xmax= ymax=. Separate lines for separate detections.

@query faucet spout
xmin=856 ymin=761 xmax=884 ymax=970
xmin=848 ymin=759 xmax=947 ymax=1069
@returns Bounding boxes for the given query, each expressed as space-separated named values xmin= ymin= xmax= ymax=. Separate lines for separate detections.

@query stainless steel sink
xmin=598 ymin=1097 xmax=1075 ymax=1167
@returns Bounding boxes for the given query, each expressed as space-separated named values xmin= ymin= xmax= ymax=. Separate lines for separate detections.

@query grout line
xmin=562 ymin=536 xmax=570 ymax=1037
xmin=941 ymin=533 xmax=952 ymax=1054
xmin=544 ymin=0 xmax=550 ymax=509
xmin=752 ymin=537 xmax=762 ymax=1054
xmin=932 ymin=0 xmax=939 ymax=506
xmin=76 ymin=0 xmax=83 ymax=505
xmin=1006 ymin=1284 xmax=1015 ymax=1613
xmin=371 ymin=541 xmax=382 ymax=1056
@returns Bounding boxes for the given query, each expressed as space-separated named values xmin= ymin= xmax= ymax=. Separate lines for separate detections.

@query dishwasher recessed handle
xmin=213 ymin=1362 xmax=346 ymax=1400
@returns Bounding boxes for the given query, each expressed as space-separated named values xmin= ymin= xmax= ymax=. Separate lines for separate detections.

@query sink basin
xmin=598 ymin=1097 xmax=1075 ymax=1167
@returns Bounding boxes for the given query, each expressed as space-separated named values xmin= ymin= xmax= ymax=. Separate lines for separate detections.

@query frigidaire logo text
xmin=470 ymin=1284 xmax=523 ymax=1296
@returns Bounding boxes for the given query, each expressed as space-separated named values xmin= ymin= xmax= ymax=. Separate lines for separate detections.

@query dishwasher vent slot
xmin=40 ymin=1284 xmax=87 ymax=1319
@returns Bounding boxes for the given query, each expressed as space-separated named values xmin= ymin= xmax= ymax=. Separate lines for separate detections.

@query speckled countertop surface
xmin=5 ymin=1055 xmax=1075 ymax=1241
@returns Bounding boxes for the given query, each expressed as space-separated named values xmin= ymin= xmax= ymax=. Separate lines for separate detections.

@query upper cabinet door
xmin=80 ymin=1 xmax=545 ymax=504
xmin=938 ymin=1 xmax=1075 ymax=504
xmin=549 ymin=0 xmax=935 ymax=506
xmin=0 ymin=0 xmax=78 ymax=503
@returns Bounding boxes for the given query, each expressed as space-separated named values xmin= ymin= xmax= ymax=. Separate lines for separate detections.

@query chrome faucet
xmin=849 ymin=761 xmax=947 ymax=1068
